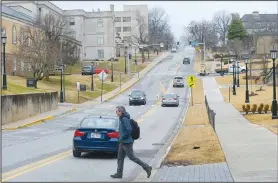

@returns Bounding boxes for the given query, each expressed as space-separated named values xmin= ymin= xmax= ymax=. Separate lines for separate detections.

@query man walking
xmin=111 ymin=106 xmax=152 ymax=179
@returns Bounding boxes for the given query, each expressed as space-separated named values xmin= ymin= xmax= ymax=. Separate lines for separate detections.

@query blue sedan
xmin=72 ymin=116 xmax=119 ymax=157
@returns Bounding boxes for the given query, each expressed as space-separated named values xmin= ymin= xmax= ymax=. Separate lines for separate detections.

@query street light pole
xmin=244 ymin=56 xmax=250 ymax=103
xmin=237 ymin=60 xmax=240 ymax=87
xmin=2 ymin=32 xmax=7 ymax=90
xmin=270 ymin=48 xmax=278 ymax=119
xmin=232 ymin=59 xmax=236 ymax=95
xmin=124 ymin=48 xmax=127 ymax=74
xmin=220 ymin=54 xmax=223 ymax=76
xmin=59 ymin=65 xmax=64 ymax=103
xmin=111 ymin=57 xmax=114 ymax=82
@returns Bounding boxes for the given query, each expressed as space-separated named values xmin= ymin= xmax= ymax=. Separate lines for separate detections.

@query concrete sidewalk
xmin=2 ymin=106 xmax=76 ymax=130
xmin=203 ymin=77 xmax=278 ymax=182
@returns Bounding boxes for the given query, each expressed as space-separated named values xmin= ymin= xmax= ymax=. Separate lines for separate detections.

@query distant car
xmin=183 ymin=58 xmax=190 ymax=64
xmin=171 ymin=48 xmax=177 ymax=53
xmin=161 ymin=93 xmax=179 ymax=107
xmin=81 ymin=65 xmax=94 ymax=75
xmin=173 ymin=76 xmax=184 ymax=87
xmin=129 ymin=90 xmax=146 ymax=105
xmin=94 ymin=67 xmax=109 ymax=74
xmin=72 ymin=116 xmax=119 ymax=157
xmin=228 ymin=65 xmax=246 ymax=73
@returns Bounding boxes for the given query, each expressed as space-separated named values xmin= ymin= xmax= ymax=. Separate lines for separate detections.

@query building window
xmin=34 ymin=31 xmax=37 ymax=41
xmin=20 ymin=28 xmax=24 ymax=43
xmin=123 ymin=26 xmax=131 ymax=32
xmin=70 ymin=22 xmax=75 ymax=25
xmin=115 ymin=17 xmax=121 ymax=22
xmin=123 ymin=36 xmax=131 ymax=42
xmin=115 ymin=27 xmax=121 ymax=33
xmin=21 ymin=61 xmax=24 ymax=71
xmin=1 ymin=28 xmax=6 ymax=37
xmin=97 ymin=19 xmax=103 ymax=27
xmin=13 ymin=57 xmax=17 ymax=71
xmin=12 ymin=26 xmax=17 ymax=44
xmin=123 ymin=17 xmax=131 ymax=22
xmin=28 ymin=32 xmax=31 ymax=46
xmin=97 ymin=36 xmax=104 ymax=45
xmin=97 ymin=49 xmax=104 ymax=59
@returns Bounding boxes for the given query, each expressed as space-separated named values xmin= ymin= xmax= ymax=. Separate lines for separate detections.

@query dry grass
xmin=245 ymin=114 xmax=278 ymax=135
xmin=215 ymin=75 xmax=278 ymax=135
xmin=164 ymin=78 xmax=226 ymax=166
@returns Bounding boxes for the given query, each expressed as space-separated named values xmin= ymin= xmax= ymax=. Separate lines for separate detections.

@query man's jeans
xmin=117 ymin=142 xmax=150 ymax=175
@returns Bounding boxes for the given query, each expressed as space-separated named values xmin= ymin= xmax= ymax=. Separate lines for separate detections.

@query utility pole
xmin=111 ymin=4 xmax=115 ymax=82
xmin=127 ymin=44 xmax=130 ymax=74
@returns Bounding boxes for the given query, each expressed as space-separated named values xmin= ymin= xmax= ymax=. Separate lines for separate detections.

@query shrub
xmin=242 ymin=105 xmax=246 ymax=112
xmin=259 ymin=103 xmax=264 ymax=108
xmin=264 ymin=104 xmax=270 ymax=113
xmin=251 ymin=104 xmax=257 ymax=114
xmin=244 ymin=104 xmax=250 ymax=114
xmin=258 ymin=106 xmax=263 ymax=114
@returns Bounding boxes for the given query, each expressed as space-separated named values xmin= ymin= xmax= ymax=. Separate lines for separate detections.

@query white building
xmin=2 ymin=1 xmax=148 ymax=61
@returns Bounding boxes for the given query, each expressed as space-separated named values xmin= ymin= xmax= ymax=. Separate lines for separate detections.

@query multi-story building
xmin=1 ymin=2 xmax=81 ymax=76
xmin=241 ymin=11 xmax=278 ymax=55
xmin=2 ymin=1 xmax=149 ymax=61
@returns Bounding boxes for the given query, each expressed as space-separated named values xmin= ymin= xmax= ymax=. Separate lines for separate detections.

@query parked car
xmin=72 ymin=115 xmax=119 ymax=157
xmin=173 ymin=76 xmax=184 ymax=87
xmin=183 ymin=57 xmax=190 ymax=64
xmin=81 ymin=65 xmax=94 ymax=75
xmin=161 ymin=93 xmax=179 ymax=107
xmin=228 ymin=65 xmax=246 ymax=73
xmin=94 ymin=67 xmax=109 ymax=74
xmin=129 ymin=90 xmax=146 ymax=105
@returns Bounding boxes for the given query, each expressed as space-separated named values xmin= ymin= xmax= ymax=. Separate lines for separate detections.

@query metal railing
xmin=204 ymin=95 xmax=216 ymax=131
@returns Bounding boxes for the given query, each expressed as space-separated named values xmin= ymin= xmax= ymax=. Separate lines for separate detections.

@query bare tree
xmin=148 ymin=7 xmax=169 ymax=44
xmin=133 ymin=10 xmax=148 ymax=45
xmin=15 ymin=13 xmax=78 ymax=81
xmin=213 ymin=11 xmax=231 ymax=45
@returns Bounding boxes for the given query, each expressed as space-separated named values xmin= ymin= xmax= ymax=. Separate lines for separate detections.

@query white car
xmin=228 ymin=65 xmax=246 ymax=73
xmin=171 ymin=48 xmax=177 ymax=53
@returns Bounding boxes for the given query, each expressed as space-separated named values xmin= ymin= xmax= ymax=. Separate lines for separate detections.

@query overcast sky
xmin=52 ymin=1 xmax=278 ymax=39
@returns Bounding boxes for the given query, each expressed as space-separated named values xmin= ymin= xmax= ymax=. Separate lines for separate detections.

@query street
xmin=2 ymin=47 xmax=195 ymax=182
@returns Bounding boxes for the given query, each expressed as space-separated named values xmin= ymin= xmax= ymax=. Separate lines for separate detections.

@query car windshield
xmin=131 ymin=91 xmax=143 ymax=97
xmin=184 ymin=58 xmax=189 ymax=60
xmin=164 ymin=94 xmax=176 ymax=98
xmin=175 ymin=77 xmax=183 ymax=79
xmin=83 ymin=66 xmax=91 ymax=69
xmin=80 ymin=118 xmax=117 ymax=129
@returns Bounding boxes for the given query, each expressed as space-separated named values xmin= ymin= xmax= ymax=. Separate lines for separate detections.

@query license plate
xmin=91 ymin=133 xmax=101 ymax=138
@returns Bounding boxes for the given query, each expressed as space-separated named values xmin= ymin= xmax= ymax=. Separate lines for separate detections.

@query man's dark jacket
xmin=119 ymin=112 xmax=134 ymax=143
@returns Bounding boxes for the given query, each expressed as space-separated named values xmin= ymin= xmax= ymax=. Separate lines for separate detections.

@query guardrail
xmin=204 ymin=95 xmax=216 ymax=131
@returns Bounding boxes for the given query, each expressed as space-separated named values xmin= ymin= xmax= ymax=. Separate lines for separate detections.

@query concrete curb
xmin=133 ymin=88 xmax=191 ymax=182
xmin=2 ymin=108 xmax=77 ymax=131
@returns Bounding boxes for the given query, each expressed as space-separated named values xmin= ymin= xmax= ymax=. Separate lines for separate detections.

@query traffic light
xmin=177 ymin=42 xmax=179 ymax=45
xmin=189 ymin=41 xmax=191 ymax=45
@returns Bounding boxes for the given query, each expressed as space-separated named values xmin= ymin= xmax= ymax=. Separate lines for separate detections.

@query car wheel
xmin=81 ymin=73 xmax=84 ymax=75
xmin=143 ymin=101 xmax=146 ymax=105
xmin=161 ymin=104 xmax=165 ymax=107
xmin=73 ymin=150 xmax=81 ymax=157
xmin=129 ymin=102 xmax=132 ymax=106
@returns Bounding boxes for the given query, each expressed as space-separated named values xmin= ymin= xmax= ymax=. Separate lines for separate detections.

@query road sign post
xmin=187 ymin=75 xmax=197 ymax=106
xmin=99 ymin=70 xmax=107 ymax=102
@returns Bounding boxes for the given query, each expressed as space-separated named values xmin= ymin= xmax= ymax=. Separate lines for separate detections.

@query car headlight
xmin=129 ymin=97 xmax=133 ymax=100
xmin=140 ymin=97 xmax=144 ymax=99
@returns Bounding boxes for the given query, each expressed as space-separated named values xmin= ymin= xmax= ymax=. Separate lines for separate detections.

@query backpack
xmin=130 ymin=119 xmax=140 ymax=140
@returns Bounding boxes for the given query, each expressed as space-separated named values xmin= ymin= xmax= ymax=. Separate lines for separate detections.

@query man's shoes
xmin=110 ymin=173 xmax=122 ymax=179
xmin=146 ymin=166 xmax=152 ymax=178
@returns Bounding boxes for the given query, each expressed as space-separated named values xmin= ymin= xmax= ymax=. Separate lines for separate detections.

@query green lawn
xmin=2 ymin=83 xmax=46 ymax=95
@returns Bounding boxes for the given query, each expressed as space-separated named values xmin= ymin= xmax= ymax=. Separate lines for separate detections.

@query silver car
xmin=161 ymin=93 xmax=179 ymax=107
xmin=173 ymin=76 xmax=184 ymax=87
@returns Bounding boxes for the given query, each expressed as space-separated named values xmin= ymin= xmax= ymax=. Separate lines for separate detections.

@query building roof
xmin=241 ymin=13 xmax=278 ymax=23
xmin=2 ymin=4 xmax=36 ymax=23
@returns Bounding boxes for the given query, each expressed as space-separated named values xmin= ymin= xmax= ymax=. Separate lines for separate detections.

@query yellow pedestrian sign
xmin=187 ymin=75 xmax=197 ymax=86
xmin=188 ymin=83 xmax=196 ymax=88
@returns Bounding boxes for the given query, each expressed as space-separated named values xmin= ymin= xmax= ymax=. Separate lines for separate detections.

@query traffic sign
xmin=98 ymin=70 xmax=107 ymax=81
xmin=188 ymin=83 xmax=196 ymax=88
xmin=187 ymin=75 xmax=197 ymax=85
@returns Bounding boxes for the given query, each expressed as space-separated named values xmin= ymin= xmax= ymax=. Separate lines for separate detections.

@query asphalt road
xmin=2 ymin=46 xmax=195 ymax=182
